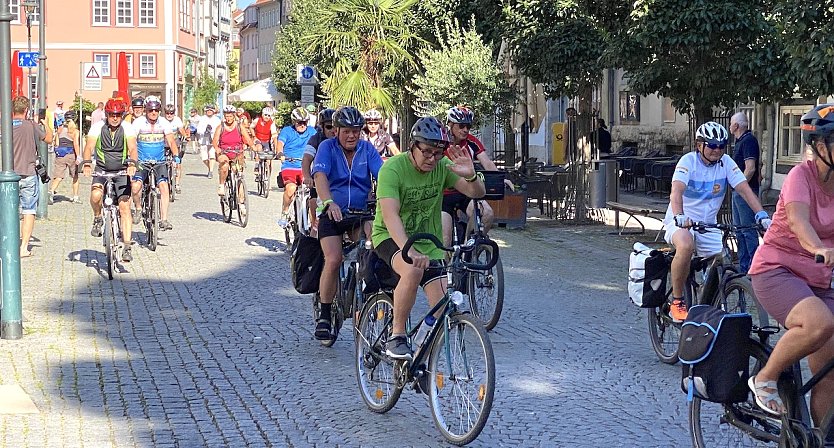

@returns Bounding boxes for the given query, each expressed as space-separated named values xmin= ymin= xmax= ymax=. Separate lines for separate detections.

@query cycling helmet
xmin=105 ymin=98 xmax=127 ymax=115
xmin=164 ymin=104 xmax=176 ymax=114
xmin=261 ymin=107 xmax=274 ymax=118
xmin=131 ymin=96 xmax=145 ymax=108
xmin=318 ymin=108 xmax=335 ymax=124
xmin=446 ymin=106 xmax=474 ymax=125
xmin=364 ymin=108 xmax=383 ymax=121
xmin=695 ymin=121 xmax=729 ymax=146
xmin=204 ymin=104 xmax=216 ymax=112
xmin=332 ymin=106 xmax=365 ymax=128
xmin=290 ymin=106 xmax=309 ymax=123
xmin=222 ymin=105 xmax=237 ymax=114
xmin=411 ymin=116 xmax=450 ymax=149
xmin=801 ymin=104 xmax=834 ymax=180
xmin=143 ymin=96 xmax=162 ymax=111
xmin=64 ymin=110 xmax=77 ymax=122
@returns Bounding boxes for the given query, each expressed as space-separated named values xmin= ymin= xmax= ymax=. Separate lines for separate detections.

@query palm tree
xmin=304 ymin=0 xmax=421 ymax=115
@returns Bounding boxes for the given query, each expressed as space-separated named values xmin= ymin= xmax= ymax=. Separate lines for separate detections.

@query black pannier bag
xmin=291 ymin=234 xmax=324 ymax=294
xmin=679 ymin=305 xmax=752 ymax=403
xmin=628 ymin=242 xmax=669 ymax=308
xmin=357 ymin=246 xmax=398 ymax=294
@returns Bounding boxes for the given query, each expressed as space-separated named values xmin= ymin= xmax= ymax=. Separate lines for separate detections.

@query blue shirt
xmin=278 ymin=125 xmax=316 ymax=169
xmin=132 ymin=116 xmax=173 ymax=162
xmin=312 ymin=139 xmax=383 ymax=211
xmin=732 ymin=130 xmax=760 ymax=190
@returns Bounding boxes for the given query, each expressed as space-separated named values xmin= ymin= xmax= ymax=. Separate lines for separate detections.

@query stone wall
xmin=611 ymin=125 xmax=691 ymax=155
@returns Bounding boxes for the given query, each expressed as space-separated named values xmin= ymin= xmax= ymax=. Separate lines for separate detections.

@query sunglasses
xmin=107 ymin=113 xmax=122 ymax=118
xmin=367 ymin=121 xmax=380 ymax=125
xmin=165 ymin=111 xmax=174 ymax=115
xmin=324 ymin=124 xmax=334 ymax=130
xmin=295 ymin=121 xmax=308 ymax=126
xmin=705 ymin=142 xmax=726 ymax=150
xmin=147 ymin=109 xmax=160 ymax=113
xmin=455 ymin=123 xmax=472 ymax=130
xmin=415 ymin=143 xmax=445 ymax=159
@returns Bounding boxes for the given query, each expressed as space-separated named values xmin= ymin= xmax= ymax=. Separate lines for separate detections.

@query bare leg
xmin=19 ymin=214 xmax=34 ymax=255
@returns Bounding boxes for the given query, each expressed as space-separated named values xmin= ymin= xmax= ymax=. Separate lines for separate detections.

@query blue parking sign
xmin=18 ymin=52 xmax=38 ymax=68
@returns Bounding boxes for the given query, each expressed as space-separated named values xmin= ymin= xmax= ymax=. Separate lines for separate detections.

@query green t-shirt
xmin=372 ymin=152 xmax=460 ymax=260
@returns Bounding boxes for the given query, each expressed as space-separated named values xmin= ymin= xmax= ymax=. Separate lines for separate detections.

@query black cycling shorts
xmin=132 ymin=163 xmax=169 ymax=185
xmin=317 ymin=214 xmax=367 ymax=239
xmin=442 ymin=192 xmax=470 ymax=216
xmin=375 ymin=238 xmax=445 ymax=288
xmin=92 ymin=172 xmax=131 ymax=198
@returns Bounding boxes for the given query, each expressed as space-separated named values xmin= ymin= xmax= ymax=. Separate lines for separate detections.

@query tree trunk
xmin=694 ymin=104 xmax=713 ymax=126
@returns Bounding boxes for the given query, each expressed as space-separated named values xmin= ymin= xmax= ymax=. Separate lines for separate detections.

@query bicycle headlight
xmin=104 ymin=196 xmax=114 ymax=206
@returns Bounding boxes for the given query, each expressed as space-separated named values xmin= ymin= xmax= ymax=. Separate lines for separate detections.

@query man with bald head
xmin=729 ymin=111 xmax=761 ymax=273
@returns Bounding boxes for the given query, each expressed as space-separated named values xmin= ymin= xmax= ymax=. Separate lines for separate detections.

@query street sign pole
xmin=0 ymin=0 xmax=24 ymax=340
xmin=34 ymin=0 xmax=46 ymax=219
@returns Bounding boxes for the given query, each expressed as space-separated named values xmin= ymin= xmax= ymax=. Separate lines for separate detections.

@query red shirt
xmin=443 ymin=134 xmax=486 ymax=194
xmin=252 ymin=118 xmax=274 ymax=142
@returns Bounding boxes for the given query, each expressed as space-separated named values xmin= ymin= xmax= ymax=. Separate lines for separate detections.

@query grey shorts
xmin=52 ymin=153 xmax=78 ymax=179
xmin=750 ymin=267 xmax=834 ymax=326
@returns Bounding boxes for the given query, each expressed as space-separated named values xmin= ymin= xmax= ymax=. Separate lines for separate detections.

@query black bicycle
xmin=255 ymin=145 xmax=275 ymax=198
xmin=648 ymin=222 xmax=762 ymax=364
xmin=220 ymin=155 xmax=249 ymax=228
xmin=139 ymin=161 xmax=164 ymax=251
xmin=98 ymin=171 xmax=127 ymax=279
xmin=165 ymin=148 xmax=177 ymax=202
xmin=354 ymin=233 xmax=497 ymax=446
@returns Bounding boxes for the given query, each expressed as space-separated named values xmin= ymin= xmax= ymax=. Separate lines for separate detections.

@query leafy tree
xmin=233 ymin=101 xmax=269 ymax=118
xmin=272 ymin=0 xmax=330 ymax=102
xmin=194 ymin=69 xmax=221 ymax=111
xmin=774 ymin=2 xmax=834 ymax=97
xmin=274 ymin=102 xmax=295 ymax=127
xmin=611 ymin=0 xmax=793 ymax=122
xmin=304 ymin=0 xmax=422 ymax=115
xmin=411 ymin=18 xmax=513 ymax=125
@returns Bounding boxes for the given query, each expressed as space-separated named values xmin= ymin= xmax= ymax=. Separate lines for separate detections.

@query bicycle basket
xmin=480 ymin=170 xmax=506 ymax=201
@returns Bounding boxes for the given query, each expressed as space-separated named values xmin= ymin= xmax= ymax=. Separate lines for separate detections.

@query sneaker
xmin=48 ymin=191 xmax=55 ymax=205
xmin=122 ymin=244 xmax=133 ymax=262
xmin=159 ymin=220 xmax=173 ymax=231
xmin=175 ymin=185 xmax=182 ymax=194
xmin=217 ymin=185 xmax=225 ymax=196
xmin=314 ymin=318 xmax=332 ymax=340
xmin=670 ymin=299 xmax=688 ymax=323
xmin=207 ymin=170 xmax=213 ymax=179
xmin=90 ymin=216 xmax=103 ymax=237
xmin=71 ymin=196 xmax=81 ymax=204
xmin=277 ymin=213 xmax=289 ymax=229
xmin=385 ymin=335 xmax=413 ymax=360
xmin=131 ymin=208 xmax=141 ymax=225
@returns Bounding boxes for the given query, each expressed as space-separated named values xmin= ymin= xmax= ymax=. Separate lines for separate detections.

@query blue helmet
xmin=411 ymin=117 xmax=450 ymax=149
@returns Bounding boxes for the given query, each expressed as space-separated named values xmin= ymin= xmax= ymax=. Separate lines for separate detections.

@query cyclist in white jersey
xmin=164 ymin=104 xmax=189 ymax=194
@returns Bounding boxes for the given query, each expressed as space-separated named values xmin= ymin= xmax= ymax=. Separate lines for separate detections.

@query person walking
xmin=730 ymin=111 xmax=762 ymax=273
xmin=197 ymin=105 xmax=221 ymax=178
xmin=90 ymin=102 xmax=105 ymax=125
xmin=11 ymin=96 xmax=54 ymax=257
xmin=594 ymin=118 xmax=612 ymax=157
xmin=48 ymin=112 xmax=81 ymax=204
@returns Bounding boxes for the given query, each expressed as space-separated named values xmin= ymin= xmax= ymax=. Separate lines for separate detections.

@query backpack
xmin=290 ymin=233 xmax=324 ymax=294
xmin=628 ymin=242 xmax=669 ymax=308
xmin=679 ymin=305 xmax=752 ymax=403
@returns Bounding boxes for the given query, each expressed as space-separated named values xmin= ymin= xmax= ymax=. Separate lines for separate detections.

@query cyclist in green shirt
xmin=372 ymin=116 xmax=486 ymax=360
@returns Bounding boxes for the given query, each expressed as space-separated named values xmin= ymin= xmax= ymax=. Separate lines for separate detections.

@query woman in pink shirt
xmin=748 ymin=104 xmax=834 ymax=419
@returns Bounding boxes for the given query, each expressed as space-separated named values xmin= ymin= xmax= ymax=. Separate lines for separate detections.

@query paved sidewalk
xmin=0 ymin=158 xmax=694 ymax=447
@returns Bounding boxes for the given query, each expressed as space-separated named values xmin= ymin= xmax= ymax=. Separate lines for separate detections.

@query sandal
xmin=314 ymin=318 xmax=332 ymax=340
xmin=748 ymin=375 xmax=784 ymax=416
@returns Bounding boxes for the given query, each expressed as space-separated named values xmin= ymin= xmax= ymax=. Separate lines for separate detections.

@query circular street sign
xmin=301 ymin=66 xmax=314 ymax=80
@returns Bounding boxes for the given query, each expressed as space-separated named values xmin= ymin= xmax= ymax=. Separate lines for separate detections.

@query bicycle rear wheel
xmin=690 ymin=341 xmax=779 ymax=447
xmin=146 ymin=191 xmax=159 ymax=251
xmin=467 ymin=244 xmax=504 ymax=331
xmin=648 ymin=270 xmax=688 ymax=364
xmin=237 ymin=176 xmax=249 ymax=228
xmin=355 ymin=293 xmax=402 ymax=413
xmin=103 ymin=210 xmax=115 ymax=280
xmin=428 ymin=313 xmax=495 ymax=446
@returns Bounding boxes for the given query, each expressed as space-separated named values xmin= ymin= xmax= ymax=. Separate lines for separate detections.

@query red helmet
xmin=105 ymin=98 xmax=126 ymax=115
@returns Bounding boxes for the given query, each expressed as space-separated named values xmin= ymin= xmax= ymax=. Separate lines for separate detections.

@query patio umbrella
xmin=11 ymin=50 xmax=23 ymax=97
xmin=116 ymin=52 xmax=129 ymax=102
xmin=227 ymin=78 xmax=283 ymax=102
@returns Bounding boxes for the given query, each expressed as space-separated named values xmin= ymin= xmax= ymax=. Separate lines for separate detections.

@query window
xmin=662 ymin=97 xmax=676 ymax=123
xmin=93 ymin=0 xmax=110 ymax=25
xmin=140 ymin=54 xmax=156 ymax=77
xmin=619 ymin=91 xmax=640 ymax=124
xmin=93 ymin=53 xmax=111 ymax=76
xmin=125 ymin=54 xmax=133 ymax=77
xmin=8 ymin=0 xmax=19 ymax=22
xmin=116 ymin=0 xmax=132 ymax=26
xmin=139 ymin=0 xmax=155 ymax=26
xmin=778 ymin=105 xmax=812 ymax=163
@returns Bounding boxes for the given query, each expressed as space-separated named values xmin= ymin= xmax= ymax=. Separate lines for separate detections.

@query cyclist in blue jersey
xmin=310 ymin=106 xmax=383 ymax=339
xmin=276 ymin=106 xmax=317 ymax=228
xmin=130 ymin=96 xmax=179 ymax=231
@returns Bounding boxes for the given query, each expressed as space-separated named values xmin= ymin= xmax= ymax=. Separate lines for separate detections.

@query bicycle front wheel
xmin=146 ymin=192 xmax=159 ymax=251
xmin=690 ymin=340 xmax=779 ymax=447
xmin=355 ymin=293 xmax=402 ymax=413
xmin=237 ymin=176 xmax=249 ymax=228
xmin=103 ymin=210 xmax=115 ymax=280
xmin=467 ymin=244 xmax=504 ymax=331
xmin=428 ymin=313 xmax=495 ymax=446
xmin=168 ymin=166 xmax=176 ymax=202
xmin=222 ymin=180 xmax=233 ymax=223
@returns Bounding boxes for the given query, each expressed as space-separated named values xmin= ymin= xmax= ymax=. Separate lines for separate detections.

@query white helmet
xmin=695 ymin=121 xmax=728 ymax=146
xmin=364 ymin=108 xmax=383 ymax=121
xmin=222 ymin=105 xmax=237 ymax=114
xmin=261 ymin=107 xmax=274 ymax=117
xmin=290 ymin=106 xmax=309 ymax=123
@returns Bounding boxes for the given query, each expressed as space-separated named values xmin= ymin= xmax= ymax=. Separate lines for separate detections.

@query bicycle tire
xmin=719 ymin=276 xmax=756 ymax=315
xmin=355 ymin=293 xmax=402 ymax=413
xmin=168 ymin=166 xmax=176 ymax=203
xmin=222 ymin=179 xmax=233 ymax=223
xmin=237 ymin=176 xmax=249 ymax=228
xmin=648 ymin=270 xmax=689 ymax=364
xmin=428 ymin=313 xmax=495 ymax=445
xmin=467 ymin=244 xmax=504 ymax=331
xmin=263 ymin=163 xmax=271 ymax=199
xmin=147 ymin=191 xmax=158 ymax=251
xmin=690 ymin=340 xmax=780 ymax=447
xmin=103 ymin=210 xmax=114 ymax=280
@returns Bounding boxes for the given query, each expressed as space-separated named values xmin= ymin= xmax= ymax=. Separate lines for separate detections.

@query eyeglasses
xmin=324 ymin=124 xmax=334 ymax=130
xmin=147 ymin=109 xmax=160 ymax=113
xmin=455 ymin=123 xmax=472 ymax=130
xmin=165 ymin=111 xmax=174 ymax=115
xmin=107 ymin=113 xmax=122 ymax=118
xmin=367 ymin=121 xmax=380 ymax=125
xmin=415 ymin=143 xmax=445 ymax=159
xmin=705 ymin=142 xmax=726 ymax=150
xmin=295 ymin=121 xmax=308 ymax=126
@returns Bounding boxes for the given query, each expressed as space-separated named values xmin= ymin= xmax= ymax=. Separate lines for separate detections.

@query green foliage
xmin=304 ymin=0 xmax=422 ymax=115
xmin=233 ymin=101 xmax=269 ymax=118
xmin=774 ymin=2 xmax=834 ymax=97
xmin=411 ymin=18 xmax=513 ymax=125
xmin=274 ymin=102 xmax=295 ymax=127
xmin=194 ymin=69 xmax=221 ymax=111
xmin=271 ymin=0 xmax=330 ymax=102
xmin=611 ymin=0 xmax=793 ymax=121
xmin=73 ymin=94 xmax=97 ymax=135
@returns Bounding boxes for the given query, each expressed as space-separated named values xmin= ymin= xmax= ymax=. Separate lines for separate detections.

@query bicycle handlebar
xmin=401 ymin=232 xmax=500 ymax=271
xmin=690 ymin=221 xmax=762 ymax=234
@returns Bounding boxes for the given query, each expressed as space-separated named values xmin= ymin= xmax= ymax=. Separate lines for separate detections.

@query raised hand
xmin=446 ymin=145 xmax=475 ymax=179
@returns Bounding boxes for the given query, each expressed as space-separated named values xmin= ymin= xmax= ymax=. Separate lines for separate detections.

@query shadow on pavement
xmin=192 ymin=211 xmax=224 ymax=222
xmin=244 ymin=237 xmax=283 ymax=252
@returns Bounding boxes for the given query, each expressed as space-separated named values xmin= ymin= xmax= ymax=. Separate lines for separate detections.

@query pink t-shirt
xmin=749 ymin=160 xmax=834 ymax=288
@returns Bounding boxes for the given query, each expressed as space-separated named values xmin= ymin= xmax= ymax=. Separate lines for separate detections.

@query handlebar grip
xmin=401 ymin=233 xmax=445 ymax=264
xmin=817 ymin=254 xmax=825 ymax=264
xmin=462 ymin=238 xmax=500 ymax=271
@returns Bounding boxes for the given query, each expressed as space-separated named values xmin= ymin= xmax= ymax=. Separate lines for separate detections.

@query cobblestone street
xmin=1 ymin=157 xmax=692 ymax=447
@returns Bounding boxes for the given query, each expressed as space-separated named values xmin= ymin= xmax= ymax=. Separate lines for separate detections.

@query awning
xmin=499 ymin=40 xmax=546 ymax=133
xmin=227 ymin=78 xmax=284 ymax=102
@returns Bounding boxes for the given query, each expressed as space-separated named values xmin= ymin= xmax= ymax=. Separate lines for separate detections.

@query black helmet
xmin=131 ymin=96 xmax=145 ymax=108
xmin=411 ymin=117 xmax=450 ymax=149
xmin=64 ymin=110 xmax=77 ymax=122
xmin=801 ymin=104 xmax=834 ymax=146
xmin=164 ymin=104 xmax=176 ymax=114
xmin=318 ymin=108 xmax=336 ymax=124
xmin=332 ymin=106 xmax=365 ymax=128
